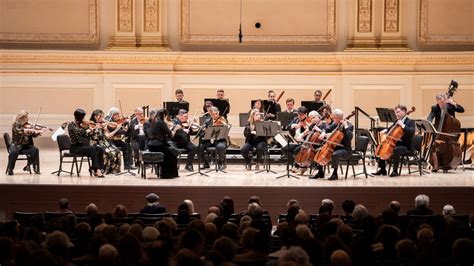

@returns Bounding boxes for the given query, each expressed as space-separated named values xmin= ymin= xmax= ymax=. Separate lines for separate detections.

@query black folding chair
xmin=341 ymin=136 xmax=370 ymax=179
xmin=4 ymin=132 xmax=32 ymax=174
xmin=51 ymin=134 xmax=91 ymax=177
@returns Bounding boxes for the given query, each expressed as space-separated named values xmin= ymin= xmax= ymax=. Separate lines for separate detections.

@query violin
xmin=23 ymin=122 xmax=53 ymax=132
xmin=213 ymin=116 xmax=227 ymax=126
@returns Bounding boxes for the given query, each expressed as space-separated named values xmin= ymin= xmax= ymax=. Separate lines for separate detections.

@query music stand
xmin=164 ymin=102 xmax=189 ymax=117
xmin=274 ymin=131 xmax=300 ymax=179
xmin=301 ymin=101 xmax=325 ymax=113
xmin=239 ymin=113 xmax=250 ymax=127
xmin=203 ymin=125 xmax=230 ymax=173
xmin=204 ymin=99 xmax=230 ymax=117
xmin=376 ymin=108 xmax=397 ymax=128
xmin=263 ymin=100 xmax=277 ymax=118
xmin=277 ymin=112 xmax=297 ymax=130
xmin=255 ymin=121 xmax=280 ymax=174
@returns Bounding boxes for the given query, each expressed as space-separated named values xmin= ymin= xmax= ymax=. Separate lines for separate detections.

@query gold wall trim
xmin=384 ymin=0 xmax=399 ymax=33
xmin=357 ymin=0 xmax=372 ymax=33
xmin=180 ymin=0 xmax=337 ymax=45
xmin=1 ymin=51 xmax=473 ymax=66
xmin=418 ymin=0 xmax=474 ymax=45
xmin=0 ymin=0 xmax=99 ymax=44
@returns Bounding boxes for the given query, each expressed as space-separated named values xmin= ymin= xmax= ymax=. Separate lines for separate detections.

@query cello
xmin=314 ymin=111 xmax=355 ymax=166
xmin=294 ymin=116 xmax=324 ymax=170
xmin=375 ymin=106 xmax=416 ymax=160
xmin=430 ymin=81 xmax=462 ymax=172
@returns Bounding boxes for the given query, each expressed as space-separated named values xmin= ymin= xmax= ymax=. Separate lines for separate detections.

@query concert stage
xmin=1 ymin=149 xmax=473 ymax=222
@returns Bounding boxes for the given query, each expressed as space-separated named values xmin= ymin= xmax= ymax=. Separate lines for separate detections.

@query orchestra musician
xmin=106 ymin=107 xmax=136 ymax=171
xmin=171 ymin=109 xmax=198 ymax=172
xmin=145 ymin=108 xmax=179 ymax=179
xmin=251 ymin=99 xmax=265 ymax=114
xmin=373 ymin=105 xmax=416 ymax=177
xmin=200 ymin=106 xmax=228 ymax=170
xmin=284 ymin=98 xmax=297 ymax=113
xmin=216 ymin=89 xmax=230 ymax=119
xmin=202 ymin=101 xmax=214 ymax=121
xmin=6 ymin=110 xmax=43 ymax=175
xmin=68 ymin=109 xmax=105 ymax=177
xmin=286 ymin=106 xmax=310 ymax=167
xmin=314 ymin=90 xmax=326 ymax=104
xmin=427 ymin=93 xmax=465 ymax=172
xmin=315 ymin=109 xmax=353 ymax=180
xmin=265 ymin=90 xmax=282 ymax=120
xmin=241 ymin=109 xmax=267 ymax=170
xmin=89 ymin=109 xmax=122 ymax=174
xmin=175 ymin=89 xmax=189 ymax=104
xmin=129 ymin=107 xmax=146 ymax=167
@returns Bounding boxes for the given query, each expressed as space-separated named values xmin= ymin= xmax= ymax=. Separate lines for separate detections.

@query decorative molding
xmin=1 ymin=51 xmax=473 ymax=66
xmin=418 ymin=0 xmax=474 ymax=45
xmin=144 ymin=0 xmax=159 ymax=32
xmin=118 ymin=0 xmax=134 ymax=32
xmin=0 ymin=0 xmax=99 ymax=44
xmin=180 ymin=0 xmax=337 ymax=45
xmin=357 ymin=0 xmax=372 ymax=33
xmin=384 ymin=0 xmax=399 ymax=33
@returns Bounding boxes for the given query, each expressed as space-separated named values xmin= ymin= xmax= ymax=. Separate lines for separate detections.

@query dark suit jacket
xmin=324 ymin=121 xmax=354 ymax=151
xmin=140 ymin=204 xmax=167 ymax=214
xmin=406 ymin=205 xmax=434 ymax=216
xmin=387 ymin=117 xmax=416 ymax=149
xmin=427 ymin=103 xmax=464 ymax=123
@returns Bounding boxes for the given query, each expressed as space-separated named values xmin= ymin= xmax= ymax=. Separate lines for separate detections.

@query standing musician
xmin=106 ymin=107 xmax=136 ymax=171
xmin=129 ymin=107 xmax=146 ymax=167
xmin=314 ymin=90 xmax=326 ymax=104
xmin=6 ymin=110 xmax=43 ymax=175
xmin=316 ymin=109 xmax=353 ymax=180
xmin=373 ymin=105 xmax=416 ymax=177
xmin=286 ymin=106 xmax=310 ymax=167
xmin=89 ymin=109 xmax=122 ymax=174
xmin=241 ymin=109 xmax=267 ymax=170
xmin=284 ymin=98 xmax=297 ymax=113
xmin=144 ymin=108 xmax=179 ymax=179
xmin=68 ymin=109 xmax=105 ymax=177
xmin=171 ymin=109 xmax=198 ymax=172
xmin=200 ymin=106 xmax=228 ymax=170
xmin=265 ymin=90 xmax=282 ymax=120
xmin=427 ymin=93 xmax=465 ymax=172
xmin=216 ymin=89 xmax=230 ymax=119
xmin=175 ymin=89 xmax=189 ymax=104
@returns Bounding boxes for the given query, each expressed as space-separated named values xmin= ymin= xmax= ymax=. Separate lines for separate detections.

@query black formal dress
xmin=7 ymin=122 xmax=40 ymax=173
xmin=240 ymin=123 xmax=267 ymax=166
xmin=145 ymin=119 xmax=179 ymax=178
xmin=68 ymin=122 xmax=104 ymax=171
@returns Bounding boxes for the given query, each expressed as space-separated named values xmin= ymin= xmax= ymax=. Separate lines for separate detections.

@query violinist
xmin=68 ymin=109 xmax=105 ymax=177
xmin=265 ymin=90 xmax=282 ymax=120
xmin=285 ymin=106 xmax=309 ymax=167
xmin=145 ymin=108 xmax=179 ymax=178
xmin=130 ymin=107 xmax=146 ymax=167
xmin=106 ymin=107 xmax=136 ymax=171
xmin=175 ymin=89 xmax=189 ymax=104
xmin=250 ymin=99 xmax=265 ymax=114
xmin=373 ymin=105 xmax=415 ymax=177
xmin=316 ymin=109 xmax=353 ymax=180
xmin=202 ymin=100 xmax=214 ymax=121
xmin=284 ymin=98 xmax=297 ymax=113
xmin=200 ymin=106 xmax=228 ymax=170
xmin=89 ymin=109 xmax=121 ymax=174
xmin=241 ymin=109 xmax=267 ymax=170
xmin=6 ymin=110 xmax=42 ymax=175
xmin=171 ymin=109 xmax=198 ymax=171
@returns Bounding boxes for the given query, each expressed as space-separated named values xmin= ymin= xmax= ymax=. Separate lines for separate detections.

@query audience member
xmin=140 ymin=193 xmax=166 ymax=214
xmin=407 ymin=194 xmax=433 ymax=215
xmin=57 ymin=198 xmax=73 ymax=214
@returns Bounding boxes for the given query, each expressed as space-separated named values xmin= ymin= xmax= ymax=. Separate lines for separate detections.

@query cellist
xmin=427 ymin=93 xmax=464 ymax=172
xmin=315 ymin=109 xmax=353 ymax=180
xmin=373 ymin=105 xmax=416 ymax=177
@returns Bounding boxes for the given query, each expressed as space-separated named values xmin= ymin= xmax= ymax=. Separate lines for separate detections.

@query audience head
xmin=452 ymin=238 xmax=474 ymax=266
xmin=353 ymin=204 xmax=368 ymax=221
xmin=279 ymin=246 xmax=311 ymax=266
xmin=342 ymin=200 xmax=355 ymax=215
xmin=286 ymin=199 xmax=300 ymax=209
xmin=414 ymin=194 xmax=430 ymax=208
xmin=85 ymin=203 xmax=98 ymax=216
xmin=212 ymin=236 xmax=236 ymax=262
xmin=178 ymin=229 xmax=205 ymax=256
xmin=248 ymin=195 xmax=261 ymax=205
xmin=113 ymin=204 xmax=127 ymax=218
xmin=58 ymin=198 xmax=70 ymax=211
xmin=145 ymin=193 xmax=160 ymax=203
xmin=184 ymin=199 xmax=195 ymax=214
xmin=442 ymin=204 xmax=456 ymax=216
xmin=143 ymin=226 xmax=160 ymax=242
xmin=208 ymin=205 xmax=222 ymax=216
xmin=389 ymin=200 xmax=401 ymax=213
xmin=396 ymin=239 xmax=417 ymax=265
xmin=330 ymin=249 xmax=352 ymax=266
xmin=99 ymin=244 xmax=118 ymax=265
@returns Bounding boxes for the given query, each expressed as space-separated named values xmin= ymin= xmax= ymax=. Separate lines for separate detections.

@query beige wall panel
xmin=115 ymin=88 xmax=162 ymax=114
xmin=353 ymin=89 xmax=401 ymax=116
xmin=0 ymin=87 xmax=94 ymax=114
xmin=426 ymin=0 xmax=473 ymax=36
xmin=0 ymin=0 xmax=98 ymax=44
xmin=188 ymin=0 xmax=240 ymax=35
xmin=422 ymin=88 xmax=474 ymax=117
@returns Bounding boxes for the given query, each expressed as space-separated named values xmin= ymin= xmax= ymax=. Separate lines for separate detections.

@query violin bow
xmin=33 ymin=107 xmax=42 ymax=128
xmin=187 ymin=109 xmax=199 ymax=131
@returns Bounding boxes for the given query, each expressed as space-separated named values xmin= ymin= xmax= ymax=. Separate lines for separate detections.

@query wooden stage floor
xmin=1 ymin=149 xmax=473 ymax=222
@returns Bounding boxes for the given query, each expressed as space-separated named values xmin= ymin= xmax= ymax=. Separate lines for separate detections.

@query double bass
xmin=430 ymin=81 xmax=462 ymax=172
xmin=375 ymin=106 xmax=416 ymax=160
xmin=314 ymin=111 xmax=355 ymax=166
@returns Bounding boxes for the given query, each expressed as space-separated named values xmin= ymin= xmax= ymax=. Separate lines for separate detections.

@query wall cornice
xmin=1 ymin=50 xmax=473 ymax=67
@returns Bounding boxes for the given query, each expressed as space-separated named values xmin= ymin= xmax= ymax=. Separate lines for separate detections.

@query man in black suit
xmin=140 ymin=193 xmax=167 ymax=214
xmin=316 ymin=109 xmax=353 ymax=180
xmin=406 ymin=194 xmax=434 ymax=215
xmin=374 ymin=105 xmax=416 ymax=177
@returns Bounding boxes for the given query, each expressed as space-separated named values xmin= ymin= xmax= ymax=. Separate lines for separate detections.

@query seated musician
xmin=68 ymin=109 xmax=105 ymax=177
xmin=200 ymin=106 xmax=228 ymax=170
xmin=89 ymin=109 xmax=122 ymax=174
xmin=202 ymin=100 xmax=214 ymax=121
xmin=6 ymin=110 xmax=43 ymax=175
xmin=265 ymin=90 xmax=282 ymax=120
xmin=171 ymin=109 xmax=198 ymax=172
xmin=106 ymin=107 xmax=136 ymax=171
xmin=284 ymin=98 xmax=297 ymax=113
xmin=286 ymin=106 xmax=310 ymax=168
xmin=175 ymin=89 xmax=189 ymax=104
xmin=250 ymin=99 xmax=265 ymax=114
xmin=373 ymin=105 xmax=416 ymax=177
xmin=129 ymin=107 xmax=146 ymax=167
xmin=241 ymin=109 xmax=267 ymax=170
xmin=427 ymin=93 xmax=465 ymax=172
xmin=316 ymin=109 xmax=353 ymax=180
xmin=145 ymin=108 xmax=179 ymax=179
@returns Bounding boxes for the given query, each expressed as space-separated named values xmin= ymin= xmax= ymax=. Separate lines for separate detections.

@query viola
xmin=314 ymin=111 xmax=356 ymax=166
xmin=375 ymin=106 xmax=416 ymax=160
